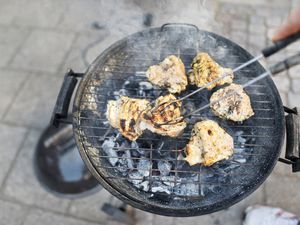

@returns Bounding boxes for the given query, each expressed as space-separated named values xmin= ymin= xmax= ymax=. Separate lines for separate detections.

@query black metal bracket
xmin=280 ymin=107 xmax=300 ymax=172
xmin=50 ymin=69 xmax=83 ymax=127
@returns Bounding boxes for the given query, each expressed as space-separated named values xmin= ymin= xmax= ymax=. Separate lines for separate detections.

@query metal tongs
xmin=155 ymin=31 xmax=300 ymax=125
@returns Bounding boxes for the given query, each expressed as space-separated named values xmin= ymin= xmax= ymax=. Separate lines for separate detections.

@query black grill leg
xmin=102 ymin=203 xmax=135 ymax=225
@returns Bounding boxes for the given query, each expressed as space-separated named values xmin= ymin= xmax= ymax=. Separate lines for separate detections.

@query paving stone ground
xmin=0 ymin=0 xmax=300 ymax=225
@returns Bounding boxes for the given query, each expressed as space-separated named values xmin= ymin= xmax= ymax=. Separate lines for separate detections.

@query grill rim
xmin=72 ymin=25 xmax=285 ymax=217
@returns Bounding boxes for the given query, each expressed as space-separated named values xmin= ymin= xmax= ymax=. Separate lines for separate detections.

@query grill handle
xmin=51 ymin=69 xmax=83 ymax=127
xmin=161 ymin=23 xmax=199 ymax=31
xmin=262 ymin=30 xmax=300 ymax=57
xmin=281 ymin=107 xmax=300 ymax=172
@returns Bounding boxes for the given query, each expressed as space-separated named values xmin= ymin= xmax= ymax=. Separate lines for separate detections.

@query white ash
xmin=135 ymin=71 xmax=147 ymax=77
xmin=131 ymin=141 xmax=145 ymax=156
xmin=151 ymin=181 xmax=172 ymax=194
xmin=139 ymin=81 xmax=153 ymax=90
xmin=162 ymin=176 xmax=177 ymax=188
xmin=174 ymin=182 xmax=199 ymax=196
xmin=235 ymin=131 xmax=246 ymax=147
xmin=158 ymin=160 xmax=172 ymax=176
xmin=182 ymin=101 xmax=196 ymax=115
xmin=128 ymin=167 xmax=150 ymax=192
xmin=221 ymin=163 xmax=240 ymax=173
xmin=138 ymin=89 xmax=147 ymax=98
xmin=102 ymin=137 xmax=119 ymax=166
xmin=137 ymin=158 xmax=151 ymax=177
xmin=203 ymin=184 xmax=222 ymax=195
xmin=131 ymin=141 xmax=139 ymax=149
xmin=125 ymin=150 xmax=134 ymax=169
xmin=234 ymin=148 xmax=244 ymax=154
xmin=138 ymin=181 xmax=150 ymax=192
xmin=128 ymin=171 xmax=144 ymax=185
xmin=118 ymin=150 xmax=134 ymax=174
xmin=234 ymin=157 xmax=247 ymax=164
xmin=118 ymin=88 xmax=129 ymax=96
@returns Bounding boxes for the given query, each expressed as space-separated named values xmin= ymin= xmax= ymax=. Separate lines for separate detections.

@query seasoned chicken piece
xmin=185 ymin=120 xmax=234 ymax=166
xmin=146 ymin=55 xmax=187 ymax=93
xmin=210 ymin=84 xmax=254 ymax=122
xmin=106 ymin=96 xmax=150 ymax=141
xmin=140 ymin=94 xmax=187 ymax=137
xmin=189 ymin=52 xmax=234 ymax=90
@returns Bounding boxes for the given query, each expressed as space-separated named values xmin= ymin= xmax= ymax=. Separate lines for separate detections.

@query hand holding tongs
xmin=156 ymin=30 xmax=300 ymax=125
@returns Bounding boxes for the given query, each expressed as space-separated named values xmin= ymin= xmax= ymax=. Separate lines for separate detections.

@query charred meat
xmin=146 ymin=55 xmax=188 ymax=93
xmin=106 ymin=96 xmax=150 ymax=141
xmin=189 ymin=52 xmax=234 ymax=90
xmin=210 ymin=84 xmax=254 ymax=122
xmin=185 ymin=120 xmax=234 ymax=166
xmin=140 ymin=94 xmax=187 ymax=137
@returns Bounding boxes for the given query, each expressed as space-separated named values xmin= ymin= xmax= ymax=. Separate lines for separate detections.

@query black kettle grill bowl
xmin=71 ymin=24 xmax=285 ymax=216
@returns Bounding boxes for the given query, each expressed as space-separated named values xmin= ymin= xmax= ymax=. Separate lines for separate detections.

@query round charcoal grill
xmin=51 ymin=24 xmax=287 ymax=217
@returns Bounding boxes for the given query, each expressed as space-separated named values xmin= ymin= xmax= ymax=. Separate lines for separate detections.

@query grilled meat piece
xmin=146 ymin=55 xmax=187 ymax=93
xmin=210 ymin=84 xmax=254 ymax=122
xmin=106 ymin=96 xmax=150 ymax=141
xmin=140 ymin=94 xmax=187 ymax=137
xmin=185 ymin=120 xmax=234 ymax=166
xmin=189 ymin=52 xmax=234 ymax=90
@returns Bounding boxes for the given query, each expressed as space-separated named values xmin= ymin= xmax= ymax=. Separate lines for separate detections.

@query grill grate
xmin=73 ymin=26 xmax=284 ymax=216
xmin=77 ymin=66 xmax=275 ymax=195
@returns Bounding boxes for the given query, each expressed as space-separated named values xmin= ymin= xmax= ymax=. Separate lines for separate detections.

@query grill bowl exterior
xmin=72 ymin=24 xmax=285 ymax=216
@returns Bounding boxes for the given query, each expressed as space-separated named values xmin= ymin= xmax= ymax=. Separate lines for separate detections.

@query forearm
xmin=273 ymin=6 xmax=300 ymax=41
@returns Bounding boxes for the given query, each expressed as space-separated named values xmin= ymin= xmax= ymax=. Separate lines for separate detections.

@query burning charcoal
xmin=102 ymin=138 xmax=119 ymax=166
xmin=234 ymin=155 xmax=247 ymax=164
xmin=118 ymin=88 xmax=129 ymax=96
xmin=138 ymin=90 xmax=147 ymax=98
xmin=130 ymin=141 xmax=143 ymax=157
xmin=174 ymin=182 xmax=199 ymax=196
xmin=181 ymin=101 xmax=196 ymax=115
xmin=131 ymin=141 xmax=139 ymax=150
xmin=162 ymin=176 xmax=177 ymax=188
xmin=156 ymin=141 xmax=169 ymax=157
xmin=151 ymin=181 xmax=172 ymax=194
xmin=117 ymin=156 xmax=128 ymax=174
xmin=176 ymin=153 xmax=188 ymax=169
xmin=206 ymin=185 xmax=222 ymax=194
xmin=234 ymin=148 xmax=244 ymax=154
xmin=138 ymin=181 xmax=149 ymax=192
xmin=123 ymin=80 xmax=130 ymax=86
xmin=218 ymin=162 xmax=240 ymax=173
xmin=128 ymin=171 xmax=143 ymax=185
xmin=137 ymin=158 xmax=151 ymax=177
xmin=139 ymin=81 xmax=153 ymax=90
xmin=158 ymin=160 xmax=172 ymax=176
xmin=136 ymin=147 xmax=145 ymax=156
xmin=122 ymin=76 xmax=140 ymax=96
xmin=118 ymin=150 xmax=134 ymax=175
xmin=125 ymin=150 xmax=134 ymax=169
xmin=236 ymin=131 xmax=246 ymax=148
xmin=114 ymin=132 xmax=122 ymax=141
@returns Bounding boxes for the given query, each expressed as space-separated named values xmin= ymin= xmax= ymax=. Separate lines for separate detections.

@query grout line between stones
xmin=56 ymin=32 xmax=81 ymax=74
xmin=0 ymin=196 xmax=104 ymax=225
xmin=0 ymin=130 xmax=30 ymax=192
xmin=0 ymin=73 xmax=33 ymax=121
xmin=65 ymin=199 xmax=74 ymax=214
xmin=6 ymin=28 xmax=33 ymax=67
xmin=0 ymin=66 xmax=56 ymax=76
xmin=0 ymin=22 xmax=103 ymax=36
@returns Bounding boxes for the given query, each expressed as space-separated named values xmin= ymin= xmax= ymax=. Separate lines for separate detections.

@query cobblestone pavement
xmin=0 ymin=0 xmax=300 ymax=224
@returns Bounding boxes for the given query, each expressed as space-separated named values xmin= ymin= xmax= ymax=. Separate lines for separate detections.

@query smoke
xmin=84 ymin=0 xmax=224 ymax=64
